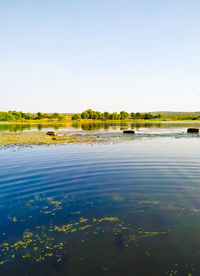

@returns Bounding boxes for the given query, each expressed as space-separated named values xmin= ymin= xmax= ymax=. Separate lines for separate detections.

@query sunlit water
xmin=1 ymin=126 xmax=200 ymax=275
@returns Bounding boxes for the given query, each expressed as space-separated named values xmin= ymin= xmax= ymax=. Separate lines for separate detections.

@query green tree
xmin=36 ymin=112 xmax=43 ymax=119
xmin=72 ymin=114 xmax=81 ymax=120
xmin=144 ymin=113 xmax=153 ymax=120
xmin=109 ymin=112 xmax=118 ymax=120
xmin=130 ymin=112 xmax=136 ymax=119
xmin=92 ymin=111 xmax=101 ymax=119
xmin=104 ymin=112 xmax=110 ymax=120
xmin=52 ymin=112 xmax=59 ymax=118
xmin=81 ymin=111 xmax=89 ymax=119
xmin=136 ymin=112 xmax=141 ymax=119
xmin=120 ymin=111 xmax=129 ymax=120
xmin=24 ymin=113 xmax=33 ymax=120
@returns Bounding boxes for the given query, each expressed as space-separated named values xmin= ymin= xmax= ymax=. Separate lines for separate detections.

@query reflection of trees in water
xmin=71 ymin=122 xmax=81 ymax=129
xmin=1 ymin=121 xmax=200 ymax=133
xmin=72 ymin=122 xmax=105 ymax=131
xmin=0 ymin=124 xmax=32 ymax=132
xmin=54 ymin=125 xmax=60 ymax=130
xmin=74 ymin=122 xmax=130 ymax=131
xmin=38 ymin=124 xmax=42 ymax=131
xmin=0 ymin=123 xmax=67 ymax=133
xmin=81 ymin=123 xmax=107 ymax=131
xmin=133 ymin=123 xmax=162 ymax=129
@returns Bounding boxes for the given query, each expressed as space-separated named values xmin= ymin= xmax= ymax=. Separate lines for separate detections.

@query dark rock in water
xmin=46 ymin=131 xmax=58 ymax=136
xmin=187 ymin=128 xmax=199 ymax=133
xmin=123 ymin=130 xmax=135 ymax=134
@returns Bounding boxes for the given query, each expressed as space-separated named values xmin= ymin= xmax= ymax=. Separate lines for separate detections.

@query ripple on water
xmin=0 ymin=137 xmax=200 ymax=275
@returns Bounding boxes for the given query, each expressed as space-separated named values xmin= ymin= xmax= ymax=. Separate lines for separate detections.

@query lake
xmin=0 ymin=122 xmax=200 ymax=275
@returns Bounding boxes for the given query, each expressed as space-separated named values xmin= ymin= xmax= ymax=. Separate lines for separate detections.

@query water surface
xmin=1 ymin=121 xmax=200 ymax=133
xmin=0 ymin=132 xmax=200 ymax=275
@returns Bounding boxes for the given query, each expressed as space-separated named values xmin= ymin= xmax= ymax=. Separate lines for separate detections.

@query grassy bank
xmin=0 ymin=132 xmax=97 ymax=146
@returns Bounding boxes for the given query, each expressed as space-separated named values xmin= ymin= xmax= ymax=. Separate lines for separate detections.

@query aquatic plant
xmin=0 ymin=194 xmax=169 ymax=267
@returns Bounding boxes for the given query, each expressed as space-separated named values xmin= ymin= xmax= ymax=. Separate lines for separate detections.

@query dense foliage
xmin=1 ymin=110 xmax=200 ymax=122
xmin=71 ymin=109 xmax=200 ymax=121
xmin=72 ymin=109 xmax=162 ymax=120
xmin=0 ymin=111 xmax=66 ymax=121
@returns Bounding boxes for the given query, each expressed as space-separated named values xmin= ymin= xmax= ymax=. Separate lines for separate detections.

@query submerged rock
xmin=46 ymin=131 xmax=58 ymax=136
xmin=123 ymin=130 xmax=135 ymax=134
xmin=187 ymin=128 xmax=199 ymax=133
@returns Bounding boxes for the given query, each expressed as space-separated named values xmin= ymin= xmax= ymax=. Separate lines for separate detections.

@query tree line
xmin=0 ymin=111 xmax=66 ymax=121
xmin=72 ymin=109 xmax=161 ymax=120
xmin=1 ymin=109 xmax=200 ymax=122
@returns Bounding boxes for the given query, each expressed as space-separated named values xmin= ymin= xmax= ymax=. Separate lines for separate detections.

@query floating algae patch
xmin=51 ymin=217 xmax=119 ymax=234
xmin=0 ymin=209 xmax=168 ymax=268
xmin=191 ymin=208 xmax=200 ymax=213
xmin=0 ymin=216 xmax=119 ymax=266
xmin=5 ymin=195 xmax=64 ymax=228
xmin=112 ymin=223 xmax=168 ymax=249
xmin=0 ymin=227 xmax=67 ymax=265
xmin=47 ymin=198 xmax=62 ymax=210
xmin=166 ymin=263 xmax=195 ymax=276
xmin=1 ymin=194 xmax=172 ymax=270
xmin=25 ymin=194 xmax=63 ymax=216
xmin=139 ymin=200 xmax=160 ymax=205
xmin=8 ymin=216 xmax=18 ymax=222
xmin=98 ymin=217 xmax=119 ymax=223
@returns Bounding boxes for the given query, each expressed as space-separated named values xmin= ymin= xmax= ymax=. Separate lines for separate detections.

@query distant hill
xmin=151 ymin=111 xmax=200 ymax=120
xmin=152 ymin=111 xmax=200 ymax=115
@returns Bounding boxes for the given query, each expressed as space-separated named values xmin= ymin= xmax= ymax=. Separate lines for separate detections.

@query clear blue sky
xmin=1 ymin=0 xmax=200 ymax=113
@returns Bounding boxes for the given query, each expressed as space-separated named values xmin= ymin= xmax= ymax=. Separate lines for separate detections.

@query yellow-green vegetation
xmin=2 ymin=110 xmax=200 ymax=123
xmin=0 ymin=214 xmax=167 ymax=266
xmin=0 ymin=131 xmax=97 ymax=146
xmin=0 ymin=111 xmax=70 ymax=122
xmin=0 ymin=194 xmax=168 ymax=267
xmin=166 ymin=263 xmax=194 ymax=276
xmin=139 ymin=200 xmax=160 ymax=205
xmin=73 ymin=109 xmax=200 ymax=121
xmin=4 ymin=194 xmax=200 ymax=270
xmin=1 ymin=194 xmax=200 ymax=272
xmin=191 ymin=208 xmax=200 ymax=213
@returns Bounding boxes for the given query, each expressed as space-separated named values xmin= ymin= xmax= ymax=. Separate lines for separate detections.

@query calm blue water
xmin=1 ymin=136 xmax=200 ymax=275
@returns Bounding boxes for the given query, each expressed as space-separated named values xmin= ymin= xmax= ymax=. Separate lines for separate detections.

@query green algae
xmin=0 ymin=207 xmax=167 ymax=267
xmin=0 ymin=194 xmax=172 ymax=268
xmin=0 ymin=228 xmax=66 ymax=264
xmin=166 ymin=263 xmax=194 ymax=276
xmin=139 ymin=200 xmax=160 ymax=205
xmin=0 ymin=215 xmax=121 ymax=265
xmin=191 ymin=208 xmax=200 ymax=213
